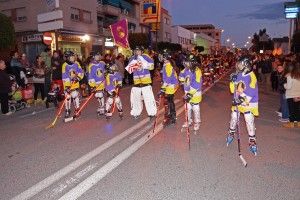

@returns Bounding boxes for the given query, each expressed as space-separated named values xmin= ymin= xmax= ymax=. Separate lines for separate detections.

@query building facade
xmin=171 ymin=26 xmax=195 ymax=50
xmin=180 ymin=24 xmax=222 ymax=51
xmin=194 ymin=33 xmax=217 ymax=54
xmin=0 ymin=0 xmax=147 ymax=62
xmin=151 ymin=7 xmax=172 ymax=43
xmin=273 ymin=37 xmax=289 ymax=55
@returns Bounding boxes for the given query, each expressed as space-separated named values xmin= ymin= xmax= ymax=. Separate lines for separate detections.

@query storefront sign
xmin=105 ymin=38 xmax=114 ymax=47
xmin=22 ymin=34 xmax=43 ymax=43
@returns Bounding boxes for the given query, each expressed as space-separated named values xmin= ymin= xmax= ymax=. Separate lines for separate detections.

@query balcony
xmin=98 ymin=26 xmax=112 ymax=37
xmin=102 ymin=4 xmax=120 ymax=16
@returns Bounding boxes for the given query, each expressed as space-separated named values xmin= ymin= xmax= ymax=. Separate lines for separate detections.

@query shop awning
xmin=102 ymin=0 xmax=120 ymax=7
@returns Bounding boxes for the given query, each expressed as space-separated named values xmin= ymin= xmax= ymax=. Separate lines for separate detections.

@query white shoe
xmin=276 ymin=111 xmax=282 ymax=117
xmin=4 ymin=111 xmax=13 ymax=116
xmin=279 ymin=118 xmax=289 ymax=123
xmin=182 ymin=122 xmax=192 ymax=128
xmin=193 ymin=123 xmax=200 ymax=131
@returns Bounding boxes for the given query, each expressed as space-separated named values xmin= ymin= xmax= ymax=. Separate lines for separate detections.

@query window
xmin=164 ymin=17 xmax=170 ymax=25
xmin=82 ymin=10 xmax=92 ymax=23
xmin=1 ymin=9 xmax=11 ymax=17
xmin=165 ymin=32 xmax=171 ymax=41
xmin=16 ymin=7 xmax=26 ymax=22
xmin=71 ymin=7 xmax=80 ymax=21
xmin=128 ymin=22 xmax=136 ymax=33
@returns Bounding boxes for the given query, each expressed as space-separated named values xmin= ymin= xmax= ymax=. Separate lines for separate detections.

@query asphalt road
xmin=0 ymin=74 xmax=299 ymax=200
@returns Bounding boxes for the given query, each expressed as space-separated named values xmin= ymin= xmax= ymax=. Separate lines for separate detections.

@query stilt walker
xmin=158 ymin=50 xmax=178 ymax=127
xmin=179 ymin=55 xmax=203 ymax=133
xmin=62 ymin=51 xmax=84 ymax=121
xmin=105 ymin=62 xmax=123 ymax=120
xmin=88 ymin=52 xmax=106 ymax=116
xmin=126 ymin=46 xmax=157 ymax=120
xmin=226 ymin=56 xmax=258 ymax=156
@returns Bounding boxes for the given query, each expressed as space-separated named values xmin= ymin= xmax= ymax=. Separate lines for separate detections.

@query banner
xmin=140 ymin=0 xmax=161 ymax=24
xmin=110 ymin=19 xmax=129 ymax=48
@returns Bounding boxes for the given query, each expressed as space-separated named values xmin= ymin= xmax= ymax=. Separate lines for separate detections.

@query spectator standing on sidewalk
xmin=51 ymin=50 xmax=63 ymax=91
xmin=261 ymin=54 xmax=272 ymax=88
xmin=0 ymin=60 xmax=12 ymax=115
xmin=115 ymin=54 xmax=125 ymax=83
xmin=10 ymin=51 xmax=25 ymax=87
xmin=283 ymin=63 xmax=300 ymax=128
xmin=40 ymin=47 xmax=52 ymax=98
xmin=20 ymin=53 xmax=30 ymax=69
xmin=32 ymin=56 xmax=46 ymax=104
xmin=271 ymin=57 xmax=280 ymax=92
xmin=277 ymin=64 xmax=290 ymax=122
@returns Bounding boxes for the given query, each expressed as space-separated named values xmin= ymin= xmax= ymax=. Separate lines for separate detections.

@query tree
xmin=157 ymin=42 xmax=182 ymax=52
xmin=0 ymin=13 xmax=15 ymax=50
xmin=128 ymin=33 xmax=149 ymax=49
xmin=292 ymin=32 xmax=300 ymax=53
xmin=194 ymin=46 xmax=204 ymax=53
xmin=250 ymin=28 xmax=274 ymax=53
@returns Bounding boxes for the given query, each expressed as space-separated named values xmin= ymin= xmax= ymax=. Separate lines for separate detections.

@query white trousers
xmin=130 ymin=85 xmax=157 ymax=116
xmin=106 ymin=96 xmax=122 ymax=116
xmin=186 ymin=103 xmax=201 ymax=124
xmin=65 ymin=90 xmax=80 ymax=110
xmin=229 ymin=111 xmax=255 ymax=137
xmin=95 ymin=91 xmax=105 ymax=113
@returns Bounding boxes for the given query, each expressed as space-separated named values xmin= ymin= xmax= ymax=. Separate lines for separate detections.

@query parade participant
xmin=226 ymin=56 xmax=259 ymax=156
xmin=62 ymin=51 xmax=84 ymax=119
xmin=126 ymin=46 xmax=157 ymax=120
xmin=179 ymin=55 xmax=203 ymax=132
xmin=88 ymin=52 xmax=106 ymax=116
xmin=158 ymin=51 xmax=178 ymax=127
xmin=105 ymin=62 xmax=123 ymax=120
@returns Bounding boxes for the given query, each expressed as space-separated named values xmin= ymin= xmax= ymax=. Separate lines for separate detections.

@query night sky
xmin=163 ymin=0 xmax=290 ymax=47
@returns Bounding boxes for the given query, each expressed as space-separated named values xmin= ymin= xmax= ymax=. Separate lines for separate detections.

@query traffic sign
xmin=43 ymin=32 xmax=53 ymax=45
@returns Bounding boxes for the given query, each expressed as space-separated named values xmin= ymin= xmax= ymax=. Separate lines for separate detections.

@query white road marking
xmin=129 ymin=124 xmax=153 ymax=141
xmin=19 ymin=107 xmax=55 ymax=119
xmin=58 ymin=74 xmax=229 ymax=200
xmin=11 ymin=100 xmax=179 ymax=200
xmin=48 ymin=164 xmax=97 ymax=198
xmin=58 ymin=106 xmax=186 ymax=200
xmin=13 ymin=73 xmax=229 ymax=200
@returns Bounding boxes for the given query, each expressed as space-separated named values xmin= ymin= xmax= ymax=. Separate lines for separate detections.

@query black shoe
xmin=149 ymin=115 xmax=156 ymax=121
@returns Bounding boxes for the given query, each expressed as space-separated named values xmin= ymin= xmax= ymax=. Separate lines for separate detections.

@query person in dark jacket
xmin=277 ymin=64 xmax=290 ymax=122
xmin=0 ymin=60 xmax=12 ymax=115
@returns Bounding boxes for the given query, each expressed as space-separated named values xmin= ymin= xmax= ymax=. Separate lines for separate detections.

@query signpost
xmin=43 ymin=32 xmax=53 ymax=45
xmin=37 ymin=0 xmax=61 ymax=50
xmin=140 ymin=0 xmax=161 ymax=50
xmin=284 ymin=2 xmax=300 ymax=53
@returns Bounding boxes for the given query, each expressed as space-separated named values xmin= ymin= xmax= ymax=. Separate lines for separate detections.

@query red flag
xmin=110 ymin=19 xmax=129 ymax=48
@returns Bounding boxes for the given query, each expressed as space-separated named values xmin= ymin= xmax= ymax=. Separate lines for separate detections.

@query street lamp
xmin=248 ymin=36 xmax=251 ymax=39
xmin=246 ymin=41 xmax=249 ymax=44
xmin=226 ymin=38 xmax=230 ymax=42
xmin=232 ymin=43 xmax=235 ymax=46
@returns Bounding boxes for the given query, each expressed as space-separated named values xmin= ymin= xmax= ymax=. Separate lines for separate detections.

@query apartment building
xmin=96 ymin=0 xmax=149 ymax=54
xmin=150 ymin=7 xmax=172 ymax=43
xmin=0 ymin=0 xmax=99 ymax=61
xmin=0 ymin=0 xmax=147 ymax=61
xmin=171 ymin=26 xmax=196 ymax=50
xmin=180 ymin=24 xmax=222 ymax=50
